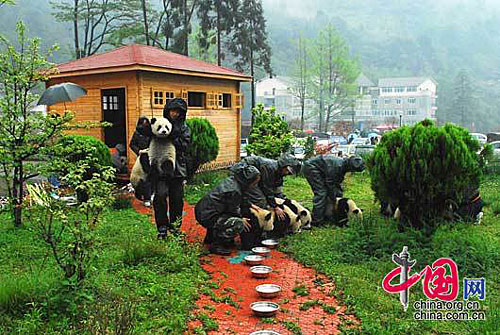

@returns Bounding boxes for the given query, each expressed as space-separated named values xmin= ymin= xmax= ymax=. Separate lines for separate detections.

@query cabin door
xmin=101 ymin=88 xmax=126 ymax=149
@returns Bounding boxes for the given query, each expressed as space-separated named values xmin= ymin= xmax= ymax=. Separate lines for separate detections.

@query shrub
xmin=246 ymin=104 xmax=294 ymax=159
xmin=368 ymin=120 xmax=481 ymax=229
xmin=56 ymin=135 xmax=112 ymax=168
xmin=49 ymin=135 xmax=113 ymax=202
xmin=185 ymin=118 xmax=219 ymax=180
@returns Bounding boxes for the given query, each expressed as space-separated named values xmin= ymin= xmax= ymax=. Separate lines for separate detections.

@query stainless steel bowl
xmin=252 ymin=247 xmax=271 ymax=255
xmin=250 ymin=301 xmax=280 ymax=317
xmin=256 ymin=284 xmax=282 ymax=299
xmin=250 ymin=266 xmax=272 ymax=279
xmin=261 ymin=239 xmax=279 ymax=249
xmin=245 ymin=254 xmax=265 ymax=266
xmin=249 ymin=331 xmax=282 ymax=335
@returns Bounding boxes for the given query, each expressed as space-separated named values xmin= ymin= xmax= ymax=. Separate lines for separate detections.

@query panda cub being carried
xmin=130 ymin=117 xmax=176 ymax=194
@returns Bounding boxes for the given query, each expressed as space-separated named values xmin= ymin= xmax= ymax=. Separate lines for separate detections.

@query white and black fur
xmin=130 ymin=148 xmax=150 ymax=194
xmin=325 ymin=197 xmax=363 ymax=226
xmin=149 ymin=117 xmax=176 ymax=177
xmin=267 ymin=203 xmax=301 ymax=238
xmin=240 ymin=206 xmax=275 ymax=250
xmin=275 ymin=198 xmax=312 ymax=230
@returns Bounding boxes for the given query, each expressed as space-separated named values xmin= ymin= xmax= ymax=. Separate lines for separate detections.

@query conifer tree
xmin=230 ymin=0 xmax=272 ymax=123
xmin=197 ymin=0 xmax=239 ymax=66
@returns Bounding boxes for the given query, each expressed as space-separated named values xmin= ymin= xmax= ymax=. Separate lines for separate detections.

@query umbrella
xmin=38 ymin=82 xmax=87 ymax=106
xmin=368 ymin=132 xmax=379 ymax=139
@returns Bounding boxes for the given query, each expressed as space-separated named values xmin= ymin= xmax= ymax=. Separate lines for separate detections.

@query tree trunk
xmin=183 ymin=0 xmax=188 ymax=55
xmin=250 ymin=49 xmax=255 ymax=126
xmin=141 ymin=0 xmax=150 ymax=45
xmin=74 ymin=0 xmax=80 ymax=59
xmin=12 ymin=163 xmax=22 ymax=227
xmin=300 ymin=99 xmax=305 ymax=131
xmin=216 ymin=3 xmax=221 ymax=66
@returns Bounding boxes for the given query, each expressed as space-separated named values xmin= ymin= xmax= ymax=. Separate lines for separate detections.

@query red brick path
xmin=132 ymin=199 xmax=358 ymax=335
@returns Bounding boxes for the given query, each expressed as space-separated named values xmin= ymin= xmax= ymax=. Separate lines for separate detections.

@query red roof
xmin=56 ymin=44 xmax=251 ymax=80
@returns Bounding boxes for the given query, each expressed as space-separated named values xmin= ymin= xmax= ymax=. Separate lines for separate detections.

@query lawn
xmin=281 ymin=171 xmax=500 ymax=335
xmin=0 ymin=206 xmax=208 ymax=334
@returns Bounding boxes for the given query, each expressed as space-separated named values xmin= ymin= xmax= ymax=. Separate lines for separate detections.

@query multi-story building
xmin=255 ymin=76 xmax=316 ymax=128
xmin=340 ymin=75 xmax=438 ymax=130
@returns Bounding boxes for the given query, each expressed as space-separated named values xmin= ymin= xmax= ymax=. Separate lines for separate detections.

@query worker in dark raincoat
xmin=129 ymin=116 xmax=152 ymax=206
xmin=302 ymin=155 xmax=365 ymax=226
xmin=153 ymin=98 xmax=191 ymax=238
xmin=195 ymin=164 xmax=260 ymax=255
xmin=235 ymin=153 xmax=300 ymax=221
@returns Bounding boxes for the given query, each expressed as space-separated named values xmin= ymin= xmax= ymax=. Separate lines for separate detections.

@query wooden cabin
xmin=47 ymin=44 xmax=251 ymax=172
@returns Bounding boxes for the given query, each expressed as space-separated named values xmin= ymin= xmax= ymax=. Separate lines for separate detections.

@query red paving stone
xmin=132 ymin=199 xmax=359 ymax=335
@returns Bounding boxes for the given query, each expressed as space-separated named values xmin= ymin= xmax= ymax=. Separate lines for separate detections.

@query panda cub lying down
xmin=325 ymin=197 xmax=363 ymax=226
xmin=130 ymin=117 xmax=176 ymax=199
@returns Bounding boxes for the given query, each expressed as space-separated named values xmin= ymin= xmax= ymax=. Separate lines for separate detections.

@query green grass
xmin=282 ymin=171 xmax=500 ymax=335
xmin=0 ymin=208 xmax=207 ymax=334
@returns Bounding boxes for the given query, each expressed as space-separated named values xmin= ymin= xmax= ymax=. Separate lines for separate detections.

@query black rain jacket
xmin=195 ymin=164 xmax=260 ymax=227
xmin=129 ymin=116 xmax=152 ymax=155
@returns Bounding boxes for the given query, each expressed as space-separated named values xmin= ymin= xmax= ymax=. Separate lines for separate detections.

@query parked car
xmin=332 ymin=144 xmax=356 ymax=157
xmin=489 ymin=141 xmax=500 ymax=156
xmin=351 ymin=137 xmax=371 ymax=146
xmin=487 ymin=132 xmax=500 ymax=143
xmin=330 ymin=135 xmax=348 ymax=145
xmin=292 ymin=146 xmax=306 ymax=160
xmin=471 ymin=133 xmax=487 ymax=146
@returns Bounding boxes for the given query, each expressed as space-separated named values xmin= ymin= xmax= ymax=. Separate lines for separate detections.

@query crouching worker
xmin=302 ymin=155 xmax=365 ymax=226
xmin=455 ymin=185 xmax=484 ymax=224
xmin=195 ymin=164 xmax=261 ymax=255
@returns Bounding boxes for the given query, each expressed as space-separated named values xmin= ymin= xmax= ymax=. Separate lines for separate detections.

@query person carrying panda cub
xmin=195 ymin=164 xmax=261 ymax=255
xmin=302 ymin=155 xmax=365 ymax=226
xmin=153 ymin=98 xmax=191 ymax=238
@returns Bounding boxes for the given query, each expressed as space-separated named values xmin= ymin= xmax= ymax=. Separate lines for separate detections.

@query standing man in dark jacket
xmin=195 ymin=164 xmax=260 ymax=254
xmin=302 ymin=155 xmax=365 ymax=226
xmin=129 ymin=116 xmax=152 ymax=206
xmin=236 ymin=154 xmax=300 ymax=221
xmin=153 ymin=98 xmax=191 ymax=238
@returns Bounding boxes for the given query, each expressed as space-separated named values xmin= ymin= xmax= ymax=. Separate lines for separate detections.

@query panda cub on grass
xmin=240 ymin=205 xmax=275 ymax=250
xmin=325 ymin=197 xmax=363 ymax=226
xmin=275 ymin=198 xmax=312 ymax=230
xmin=130 ymin=117 xmax=176 ymax=196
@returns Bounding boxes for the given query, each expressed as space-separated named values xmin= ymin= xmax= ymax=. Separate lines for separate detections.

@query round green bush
xmin=56 ymin=135 xmax=112 ymax=167
xmin=368 ymin=120 xmax=481 ymax=228
xmin=186 ymin=118 xmax=219 ymax=180
xmin=246 ymin=104 xmax=294 ymax=159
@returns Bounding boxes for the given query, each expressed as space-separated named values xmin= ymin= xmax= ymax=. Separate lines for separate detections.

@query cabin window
xmin=165 ymin=91 xmax=175 ymax=104
xmin=153 ymin=91 xmax=164 ymax=106
xmin=188 ymin=91 xmax=206 ymax=108
xmin=217 ymin=94 xmax=223 ymax=108
xmin=223 ymin=93 xmax=232 ymax=108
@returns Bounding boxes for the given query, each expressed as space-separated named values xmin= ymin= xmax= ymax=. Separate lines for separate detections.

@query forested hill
xmin=263 ymin=0 xmax=500 ymax=132
xmin=1 ymin=0 xmax=499 ymax=131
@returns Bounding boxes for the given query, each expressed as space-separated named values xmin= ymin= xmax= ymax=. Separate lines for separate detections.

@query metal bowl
xmin=245 ymin=254 xmax=265 ymax=266
xmin=261 ymin=239 xmax=279 ymax=249
xmin=256 ymin=284 xmax=282 ymax=299
xmin=250 ymin=266 xmax=272 ymax=279
xmin=250 ymin=301 xmax=280 ymax=317
xmin=250 ymin=331 xmax=282 ymax=335
xmin=252 ymin=247 xmax=271 ymax=256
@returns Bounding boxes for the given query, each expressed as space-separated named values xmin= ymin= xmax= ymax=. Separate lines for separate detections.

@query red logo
xmin=382 ymin=247 xmax=459 ymax=310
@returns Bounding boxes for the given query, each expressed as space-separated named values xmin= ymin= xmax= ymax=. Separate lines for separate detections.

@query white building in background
xmin=255 ymin=76 xmax=316 ymax=127
xmin=338 ymin=75 xmax=438 ymax=129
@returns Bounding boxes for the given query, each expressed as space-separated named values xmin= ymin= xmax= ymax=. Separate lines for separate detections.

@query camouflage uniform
xmin=302 ymin=155 xmax=365 ymax=225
